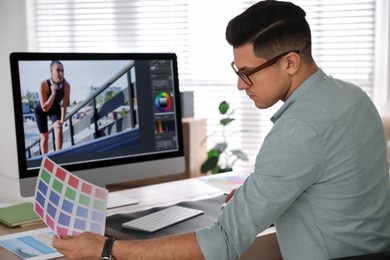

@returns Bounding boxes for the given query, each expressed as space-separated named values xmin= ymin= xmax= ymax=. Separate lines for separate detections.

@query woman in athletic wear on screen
xmin=34 ymin=60 xmax=70 ymax=154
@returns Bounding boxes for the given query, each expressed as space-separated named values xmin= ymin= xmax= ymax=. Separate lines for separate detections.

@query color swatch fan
xmin=34 ymin=156 xmax=108 ymax=237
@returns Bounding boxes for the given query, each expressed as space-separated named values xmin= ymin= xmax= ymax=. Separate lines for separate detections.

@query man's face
xmin=232 ymin=44 xmax=292 ymax=109
xmin=51 ymin=63 xmax=64 ymax=83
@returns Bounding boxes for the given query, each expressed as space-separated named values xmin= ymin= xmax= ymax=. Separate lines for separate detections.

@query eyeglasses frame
xmin=231 ymin=50 xmax=300 ymax=86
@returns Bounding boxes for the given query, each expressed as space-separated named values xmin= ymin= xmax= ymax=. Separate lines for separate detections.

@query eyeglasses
xmin=231 ymin=50 xmax=300 ymax=86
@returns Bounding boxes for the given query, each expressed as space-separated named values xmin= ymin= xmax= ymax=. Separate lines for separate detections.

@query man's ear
xmin=285 ymin=52 xmax=300 ymax=75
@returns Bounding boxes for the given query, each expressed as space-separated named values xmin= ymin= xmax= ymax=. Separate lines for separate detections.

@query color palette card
xmin=34 ymin=156 xmax=108 ymax=237
xmin=199 ymin=172 xmax=250 ymax=193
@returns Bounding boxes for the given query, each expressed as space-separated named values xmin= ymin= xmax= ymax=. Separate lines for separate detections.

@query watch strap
xmin=101 ymin=237 xmax=116 ymax=260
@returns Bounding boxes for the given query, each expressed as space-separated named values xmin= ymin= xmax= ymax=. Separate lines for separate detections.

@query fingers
xmin=52 ymin=235 xmax=68 ymax=253
xmin=51 ymin=84 xmax=59 ymax=92
xmin=224 ymin=189 xmax=236 ymax=203
xmin=53 ymin=120 xmax=63 ymax=129
xmin=53 ymin=234 xmax=83 ymax=259
xmin=52 ymin=235 xmax=61 ymax=245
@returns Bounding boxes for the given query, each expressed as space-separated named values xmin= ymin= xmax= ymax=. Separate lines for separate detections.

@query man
xmin=53 ymin=1 xmax=390 ymax=259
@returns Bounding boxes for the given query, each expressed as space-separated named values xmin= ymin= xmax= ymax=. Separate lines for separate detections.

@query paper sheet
xmin=34 ymin=156 xmax=108 ymax=237
xmin=0 ymin=227 xmax=62 ymax=260
xmin=199 ymin=172 xmax=249 ymax=193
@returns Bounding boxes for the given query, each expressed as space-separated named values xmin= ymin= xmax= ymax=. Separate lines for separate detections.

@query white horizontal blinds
xmin=214 ymin=0 xmax=377 ymax=170
xmin=27 ymin=0 xmax=377 ymax=171
xmin=187 ymin=1 xmax=271 ymax=171
xmin=295 ymin=0 xmax=376 ymax=97
xmin=238 ymin=0 xmax=376 ymax=97
xmin=29 ymin=0 xmax=190 ymax=80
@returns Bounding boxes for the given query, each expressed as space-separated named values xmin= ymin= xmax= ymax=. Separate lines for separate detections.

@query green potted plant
xmin=200 ymin=101 xmax=249 ymax=174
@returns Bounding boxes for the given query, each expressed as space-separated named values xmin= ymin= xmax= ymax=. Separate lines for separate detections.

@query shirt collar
xmin=271 ymin=68 xmax=328 ymax=124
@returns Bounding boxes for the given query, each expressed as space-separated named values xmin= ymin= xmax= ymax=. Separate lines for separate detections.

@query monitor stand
xmin=107 ymin=193 xmax=138 ymax=209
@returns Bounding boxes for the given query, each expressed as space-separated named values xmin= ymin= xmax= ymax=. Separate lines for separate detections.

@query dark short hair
xmin=50 ymin=60 xmax=63 ymax=70
xmin=226 ymin=0 xmax=312 ymax=60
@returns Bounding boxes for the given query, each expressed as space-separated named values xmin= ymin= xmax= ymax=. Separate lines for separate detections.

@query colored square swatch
xmin=34 ymin=156 xmax=108 ymax=237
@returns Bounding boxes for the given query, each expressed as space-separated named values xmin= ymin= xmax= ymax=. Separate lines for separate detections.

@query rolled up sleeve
xmin=196 ymin=221 xmax=239 ymax=260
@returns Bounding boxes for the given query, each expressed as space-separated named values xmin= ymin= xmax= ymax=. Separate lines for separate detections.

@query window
xmin=27 ymin=0 xmax=385 ymax=171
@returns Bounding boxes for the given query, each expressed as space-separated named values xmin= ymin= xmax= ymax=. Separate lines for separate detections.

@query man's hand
xmin=53 ymin=232 xmax=106 ymax=260
xmin=225 ymin=189 xmax=236 ymax=203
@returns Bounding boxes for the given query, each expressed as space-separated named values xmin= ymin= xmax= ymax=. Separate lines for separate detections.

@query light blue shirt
xmin=196 ymin=69 xmax=390 ymax=260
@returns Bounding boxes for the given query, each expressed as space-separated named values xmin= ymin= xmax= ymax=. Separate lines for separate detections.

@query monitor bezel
xmin=10 ymin=52 xmax=185 ymax=195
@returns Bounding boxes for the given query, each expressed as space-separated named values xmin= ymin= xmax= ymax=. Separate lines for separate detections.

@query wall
xmin=373 ymin=0 xmax=390 ymax=116
xmin=0 ymin=0 xmax=29 ymax=206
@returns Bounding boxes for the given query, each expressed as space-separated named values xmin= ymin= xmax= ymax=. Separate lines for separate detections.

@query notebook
xmin=0 ymin=202 xmax=41 ymax=227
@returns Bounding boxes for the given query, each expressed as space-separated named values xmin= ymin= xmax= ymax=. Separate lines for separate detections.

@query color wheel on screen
xmin=155 ymin=91 xmax=172 ymax=112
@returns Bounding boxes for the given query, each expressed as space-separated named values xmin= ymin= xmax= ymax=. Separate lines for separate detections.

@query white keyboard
xmin=121 ymin=205 xmax=204 ymax=233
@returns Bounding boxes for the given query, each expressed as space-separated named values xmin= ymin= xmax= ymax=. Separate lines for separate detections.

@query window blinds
xmin=28 ymin=0 xmax=190 ymax=78
xmin=27 ymin=0 xmax=377 ymax=171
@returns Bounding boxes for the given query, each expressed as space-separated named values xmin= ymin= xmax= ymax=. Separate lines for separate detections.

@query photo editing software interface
xmin=10 ymin=52 xmax=184 ymax=195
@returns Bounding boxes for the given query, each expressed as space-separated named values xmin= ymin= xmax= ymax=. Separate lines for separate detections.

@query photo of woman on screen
xmin=34 ymin=60 xmax=70 ymax=154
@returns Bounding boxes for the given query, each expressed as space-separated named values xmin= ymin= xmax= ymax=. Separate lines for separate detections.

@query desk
xmin=0 ymin=172 xmax=281 ymax=260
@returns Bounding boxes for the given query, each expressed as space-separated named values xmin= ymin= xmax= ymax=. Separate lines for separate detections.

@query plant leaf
xmin=231 ymin=149 xmax=249 ymax=161
xmin=214 ymin=143 xmax=227 ymax=153
xmin=220 ymin=118 xmax=235 ymax=126
xmin=211 ymin=165 xmax=220 ymax=174
xmin=201 ymin=100 xmax=249 ymax=174
xmin=200 ymin=156 xmax=220 ymax=173
xmin=217 ymin=167 xmax=233 ymax=173
xmin=207 ymin=148 xmax=221 ymax=157
xmin=219 ymin=101 xmax=229 ymax=115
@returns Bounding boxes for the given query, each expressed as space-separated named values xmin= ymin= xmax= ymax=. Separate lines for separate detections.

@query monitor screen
xmin=10 ymin=52 xmax=185 ymax=198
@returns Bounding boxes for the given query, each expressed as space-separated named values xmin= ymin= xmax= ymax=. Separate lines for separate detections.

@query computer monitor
xmin=10 ymin=52 xmax=185 ymax=204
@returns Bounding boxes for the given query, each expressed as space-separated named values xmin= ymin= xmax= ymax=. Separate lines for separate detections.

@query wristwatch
xmin=101 ymin=237 xmax=117 ymax=260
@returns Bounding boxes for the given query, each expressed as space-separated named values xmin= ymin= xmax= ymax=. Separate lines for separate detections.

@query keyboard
xmin=121 ymin=205 xmax=204 ymax=233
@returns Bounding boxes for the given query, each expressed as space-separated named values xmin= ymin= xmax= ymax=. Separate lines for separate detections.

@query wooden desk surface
xmin=0 ymin=176 xmax=223 ymax=260
xmin=0 ymin=173 xmax=281 ymax=260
